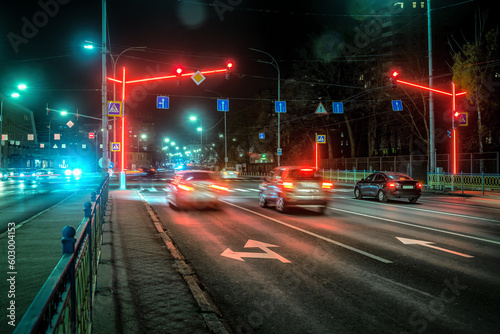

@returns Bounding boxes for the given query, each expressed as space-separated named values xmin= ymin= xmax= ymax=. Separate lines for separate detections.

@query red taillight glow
xmin=178 ymin=184 xmax=194 ymax=191
xmin=300 ymin=168 xmax=314 ymax=172
xmin=283 ymin=182 xmax=294 ymax=189
xmin=210 ymin=184 xmax=229 ymax=191
xmin=388 ymin=183 xmax=397 ymax=188
xmin=322 ymin=182 xmax=333 ymax=189
xmin=418 ymin=183 xmax=422 ymax=188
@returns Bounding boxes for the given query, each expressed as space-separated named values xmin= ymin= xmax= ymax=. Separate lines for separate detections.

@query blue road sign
xmin=217 ymin=99 xmax=229 ymax=112
xmin=107 ymin=101 xmax=122 ymax=117
xmin=277 ymin=148 xmax=282 ymax=155
xmin=392 ymin=100 xmax=403 ymax=111
xmin=316 ymin=134 xmax=326 ymax=143
xmin=259 ymin=133 xmax=265 ymax=139
xmin=332 ymin=102 xmax=344 ymax=114
xmin=157 ymin=96 xmax=169 ymax=109
xmin=275 ymin=101 xmax=287 ymax=113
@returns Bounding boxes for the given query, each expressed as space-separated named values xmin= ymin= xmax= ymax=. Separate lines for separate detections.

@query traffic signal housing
xmin=390 ymin=70 xmax=399 ymax=89
xmin=176 ymin=67 xmax=182 ymax=86
xmin=453 ymin=111 xmax=461 ymax=127
xmin=225 ymin=61 xmax=233 ymax=80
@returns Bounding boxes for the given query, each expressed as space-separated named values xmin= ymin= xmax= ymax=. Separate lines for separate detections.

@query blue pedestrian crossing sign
xmin=316 ymin=134 xmax=326 ymax=144
xmin=111 ymin=142 xmax=121 ymax=152
xmin=392 ymin=100 xmax=403 ymax=111
xmin=157 ymin=96 xmax=169 ymax=109
xmin=107 ymin=101 xmax=122 ymax=117
xmin=275 ymin=101 xmax=287 ymax=113
xmin=259 ymin=133 xmax=265 ymax=139
xmin=217 ymin=99 xmax=229 ymax=112
xmin=332 ymin=102 xmax=344 ymax=114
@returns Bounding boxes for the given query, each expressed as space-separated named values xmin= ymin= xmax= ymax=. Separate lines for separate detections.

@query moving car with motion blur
xmin=221 ymin=167 xmax=238 ymax=179
xmin=259 ymin=166 xmax=333 ymax=214
xmin=166 ymin=170 xmax=229 ymax=210
xmin=354 ymin=172 xmax=422 ymax=203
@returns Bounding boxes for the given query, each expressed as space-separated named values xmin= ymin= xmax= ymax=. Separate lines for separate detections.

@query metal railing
xmin=15 ymin=175 xmax=109 ymax=334
xmin=428 ymin=172 xmax=500 ymax=194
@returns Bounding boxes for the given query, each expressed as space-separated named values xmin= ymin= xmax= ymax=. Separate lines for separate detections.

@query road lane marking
xmin=221 ymin=240 xmax=291 ymax=263
xmin=344 ymin=197 xmax=500 ymax=223
xmin=220 ymin=200 xmax=393 ymax=264
xmin=396 ymin=237 xmax=474 ymax=258
xmin=329 ymin=207 xmax=500 ymax=245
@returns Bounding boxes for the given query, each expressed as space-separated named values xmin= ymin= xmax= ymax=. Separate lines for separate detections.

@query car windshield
xmin=183 ymin=172 xmax=219 ymax=181
xmin=387 ymin=174 xmax=413 ymax=180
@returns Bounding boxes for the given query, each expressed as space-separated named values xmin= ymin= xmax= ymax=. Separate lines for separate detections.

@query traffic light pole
xmin=394 ymin=77 xmax=466 ymax=175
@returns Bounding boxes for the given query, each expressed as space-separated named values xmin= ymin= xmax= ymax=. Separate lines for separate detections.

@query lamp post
xmin=249 ymin=48 xmax=281 ymax=166
xmin=1 ymin=85 xmax=27 ymax=168
xmin=189 ymin=116 xmax=203 ymax=163
xmin=205 ymin=89 xmax=228 ymax=168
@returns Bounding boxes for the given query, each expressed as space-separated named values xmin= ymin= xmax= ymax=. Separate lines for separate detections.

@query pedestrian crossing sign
xmin=111 ymin=142 xmax=121 ymax=152
xmin=316 ymin=134 xmax=326 ymax=144
xmin=315 ymin=102 xmax=327 ymax=114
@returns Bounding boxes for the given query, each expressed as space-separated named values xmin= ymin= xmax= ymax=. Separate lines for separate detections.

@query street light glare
xmin=17 ymin=84 xmax=27 ymax=90
xmin=189 ymin=116 xmax=197 ymax=121
xmin=10 ymin=92 xmax=20 ymax=98
xmin=60 ymin=111 xmax=68 ymax=116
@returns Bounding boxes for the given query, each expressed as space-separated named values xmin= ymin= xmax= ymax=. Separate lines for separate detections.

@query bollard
xmin=91 ymin=191 xmax=96 ymax=202
xmin=61 ymin=226 xmax=76 ymax=254
xmin=84 ymin=201 xmax=92 ymax=218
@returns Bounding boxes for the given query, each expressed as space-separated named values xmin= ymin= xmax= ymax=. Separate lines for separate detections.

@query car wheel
xmin=276 ymin=196 xmax=287 ymax=213
xmin=409 ymin=197 xmax=419 ymax=204
xmin=354 ymin=187 xmax=363 ymax=199
xmin=259 ymin=193 xmax=268 ymax=208
xmin=377 ymin=190 xmax=387 ymax=203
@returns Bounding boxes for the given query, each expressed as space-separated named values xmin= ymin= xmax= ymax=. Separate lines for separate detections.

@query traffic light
xmin=390 ymin=70 xmax=399 ymax=89
xmin=453 ymin=111 xmax=461 ymax=127
xmin=176 ymin=67 xmax=182 ymax=86
xmin=225 ymin=61 xmax=233 ymax=80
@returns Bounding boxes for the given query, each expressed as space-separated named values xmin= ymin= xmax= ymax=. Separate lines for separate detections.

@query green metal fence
xmin=14 ymin=175 xmax=109 ymax=334
xmin=428 ymin=172 xmax=500 ymax=193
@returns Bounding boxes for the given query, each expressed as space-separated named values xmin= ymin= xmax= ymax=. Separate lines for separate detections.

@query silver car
xmin=167 ymin=170 xmax=229 ymax=210
xmin=259 ymin=166 xmax=333 ymax=214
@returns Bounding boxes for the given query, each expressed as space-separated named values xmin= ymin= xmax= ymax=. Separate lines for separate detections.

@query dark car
xmin=259 ymin=166 xmax=333 ymax=214
xmin=354 ymin=172 xmax=422 ymax=203
xmin=166 ymin=170 xmax=229 ymax=210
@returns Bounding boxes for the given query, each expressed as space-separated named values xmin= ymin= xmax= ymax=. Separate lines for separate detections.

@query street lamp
xmin=205 ymin=89 xmax=228 ymax=168
xmin=249 ymin=48 xmax=281 ymax=166
xmin=189 ymin=116 xmax=203 ymax=163
xmin=1 ymin=85 xmax=27 ymax=168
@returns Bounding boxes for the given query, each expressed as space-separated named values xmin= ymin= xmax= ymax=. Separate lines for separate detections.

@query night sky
xmin=0 ymin=0 xmax=491 ymax=147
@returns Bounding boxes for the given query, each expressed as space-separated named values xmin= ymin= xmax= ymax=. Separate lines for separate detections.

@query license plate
xmin=402 ymin=185 xmax=414 ymax=189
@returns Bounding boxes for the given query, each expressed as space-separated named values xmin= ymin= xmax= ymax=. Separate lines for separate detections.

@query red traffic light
xmin=391 ymin=70 xmax=399 ymax=78
xmin=176 ymin=67 xmax=182 ymax=75
xmin=454 ymin=111 xmax=460 ymax=117
xmin=227 ymin=62 xmax=233 ymax=68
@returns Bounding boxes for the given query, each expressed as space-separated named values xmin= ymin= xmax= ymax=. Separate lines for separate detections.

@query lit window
xmin=421 ymin=2 xmax=424 ymax=8
xmin=413 ymin=2 xmax=416 ymax=8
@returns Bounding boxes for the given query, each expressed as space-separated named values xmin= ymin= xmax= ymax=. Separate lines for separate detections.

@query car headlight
xmin=73 ymin=168 xmax=82 ymax=177
xmin=64 ymin=169 xmax=72 ymax=176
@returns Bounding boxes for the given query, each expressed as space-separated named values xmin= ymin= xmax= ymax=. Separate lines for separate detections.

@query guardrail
xmin=428 ymin=172 xmax=500 ymax=194
xmin=14 ymin=175 xmax=109 ymax=334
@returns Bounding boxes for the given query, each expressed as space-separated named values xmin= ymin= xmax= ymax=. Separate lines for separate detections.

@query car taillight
xmin=178 ymin=184 xmax=194 ymax=191
xmin=283 ymin=181 xmax=294 ymax=189
xmin=322 ymin=181 xmax=333 ymax=189
xmin=417 ymin=183 xmax=422 ymax=188
xmin=210 ymin=184 xmax=228 ymax=191
xmin=388 ymin=182 xmax=397 ymax=188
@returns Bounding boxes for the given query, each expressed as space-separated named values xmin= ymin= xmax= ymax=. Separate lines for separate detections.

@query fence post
xmin=461 ymin=171 xmax=464 ymax=194
xmin=61 ymin=225 xmax=76 ymax=333
xmin=482 ymin=171 xmax=485 ymax=195
xmin=84 ymin=201 xmax=92 ymax=218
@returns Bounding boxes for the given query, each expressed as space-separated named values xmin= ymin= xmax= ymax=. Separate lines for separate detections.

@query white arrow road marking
xmin=221 ymin=239 xmax=291 ymax=263
xmin=396 ymin=237 xmax=474 ymax=258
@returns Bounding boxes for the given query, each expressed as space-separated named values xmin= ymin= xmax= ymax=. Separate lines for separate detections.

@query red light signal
xmin=89 ymin=132 xmax=95 ymax=139
xmin=176 ymin=67 xmax=182 ymax=85
xmin=226 ymin=61 xmax=233 ymax=80
xmin=390 ymin=70 xmax=399 ymax=88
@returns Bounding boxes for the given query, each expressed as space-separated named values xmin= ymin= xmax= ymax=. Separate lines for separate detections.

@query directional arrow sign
xmin=396 ymin=237 xmax=474 ymax=258
xmin=221 ymin=239 xmax=291 ymax=263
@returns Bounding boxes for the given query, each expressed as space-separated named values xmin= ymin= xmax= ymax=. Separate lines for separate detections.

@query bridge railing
xmin=14 ymin=175 xmax=109 ymax=334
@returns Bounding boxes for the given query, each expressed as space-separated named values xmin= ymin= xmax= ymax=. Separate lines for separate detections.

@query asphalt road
xmin=0 ymin=176 xmax=100 ymax=234
xmin=138 ymin=177 xmax=500 ymax=334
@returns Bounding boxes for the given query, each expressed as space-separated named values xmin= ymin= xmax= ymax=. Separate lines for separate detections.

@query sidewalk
xmin=0 ymin=190 xmax=95 ymax=334
xmin=93 ymin=190 xmax=228 ymax=334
